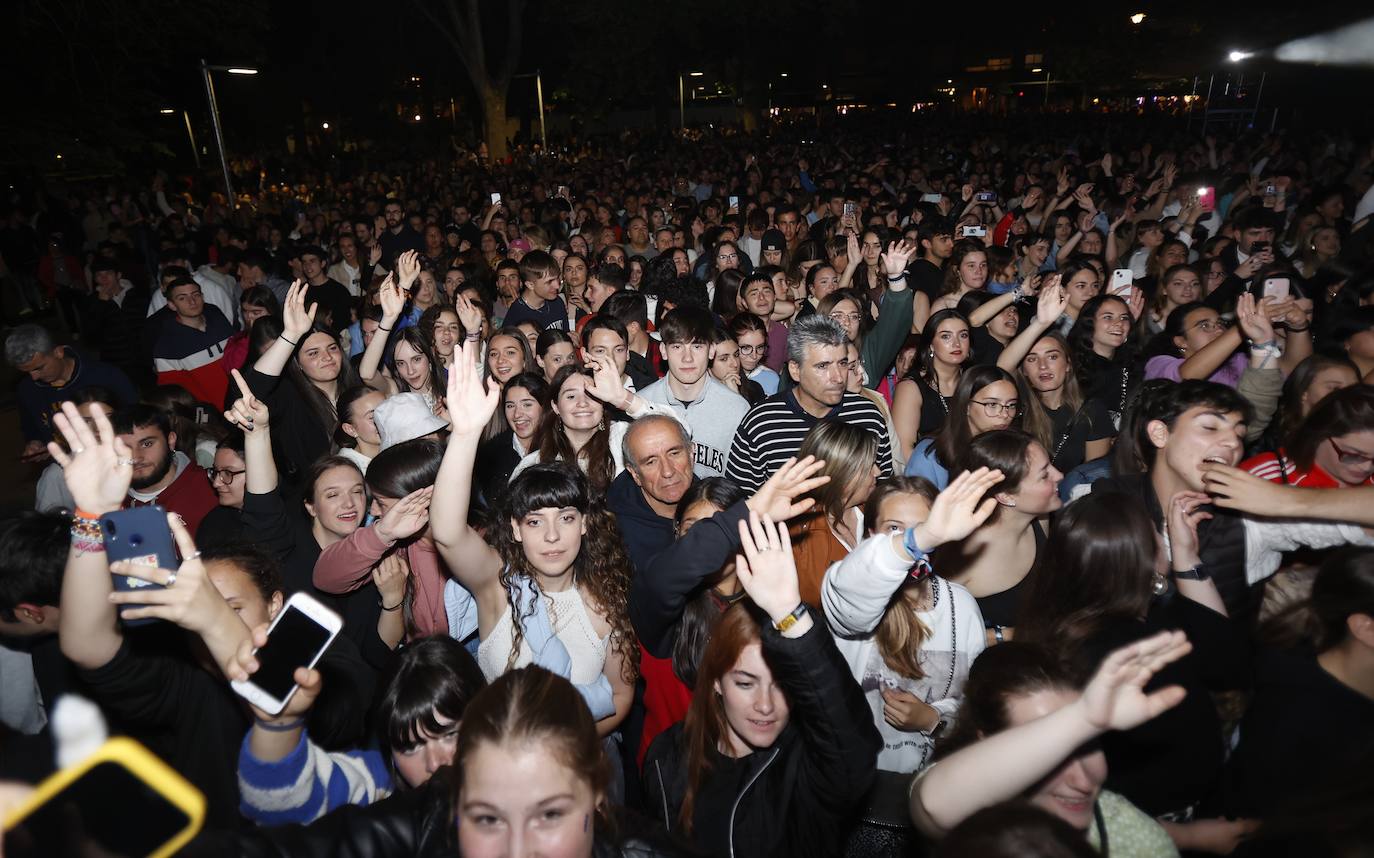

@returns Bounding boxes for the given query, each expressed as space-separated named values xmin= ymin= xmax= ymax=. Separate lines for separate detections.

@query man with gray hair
xmin=607 ymin=413 xmax=697 ymax=575
xmin=724 ymin=315 xmax=892 ymax=492
xmin=5 ymin=324 xmax=137 ymax=460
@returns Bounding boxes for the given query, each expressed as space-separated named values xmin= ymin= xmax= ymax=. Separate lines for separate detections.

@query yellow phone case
xmin=2 ymin=736 xmax=205 ymax=858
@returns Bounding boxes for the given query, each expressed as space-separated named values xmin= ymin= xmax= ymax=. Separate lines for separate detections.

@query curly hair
xmin=536 ymin=365 xmax=616 ymax=493
xmin=488 ymin=463 xmax=639 ymax=685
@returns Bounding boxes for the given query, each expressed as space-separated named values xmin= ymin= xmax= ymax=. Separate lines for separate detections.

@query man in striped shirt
xmin=725 ymin=315 xmax=893 ymax=492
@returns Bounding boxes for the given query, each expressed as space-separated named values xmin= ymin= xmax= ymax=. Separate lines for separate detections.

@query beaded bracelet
xmin=71 ymin=514 xmax=105 ymax=554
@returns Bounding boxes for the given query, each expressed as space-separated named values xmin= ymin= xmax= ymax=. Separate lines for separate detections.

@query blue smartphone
xmin=99 ymin=506 xmax=178 ymax=626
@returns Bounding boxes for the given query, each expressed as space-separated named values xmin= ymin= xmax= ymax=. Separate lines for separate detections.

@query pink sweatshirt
xmin=313 ymin=526 xmax=449 ymax=637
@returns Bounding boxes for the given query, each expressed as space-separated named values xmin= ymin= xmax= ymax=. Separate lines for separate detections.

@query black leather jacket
xmin=189 ymin=771 xmax=691 ymax=858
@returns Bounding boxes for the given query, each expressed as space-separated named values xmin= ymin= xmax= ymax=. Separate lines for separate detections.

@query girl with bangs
xmin=431 ymin=342 xmax=641 ymax=787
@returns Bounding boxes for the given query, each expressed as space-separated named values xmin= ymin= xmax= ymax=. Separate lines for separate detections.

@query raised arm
xmin=823 ymin=468 xmax=1000 ymax=636
xmin=997 ymin=279 xmax=1065 ymax=373
xmin=1202 ymin=463 xmax=1374 ymax=527
xmin=52 ymin=403 xmax=130 ymax=670
xmin=429 ymin=339 xmax=505 ymax=607
xmin=253 ymin=280 xmax=316 ymax=378
xmin=911 ymin=631 xmax=1192 ymax=836
xmin=836 ymin=232 xmax=861 ymax=292
xmin=225 ymin=369 xmax=278 ymax=494
xmin=358 ymin=263 xmax=413 ymax=391
xmin=1177 ymin=293 xmax=1262 ymax=380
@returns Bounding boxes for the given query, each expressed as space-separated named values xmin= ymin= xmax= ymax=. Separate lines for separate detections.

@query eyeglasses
xmin=1190 ymin=317 xmax=1232 ymax=334
xmin=829 ymin=312 xmax=863 ymax=324
xmin=1328 ymin=438 xmax=1374 ymax=467
xmin=738 ymin=344 xmax=769 ymax=356
xmin=718 ymin=253 xmax=739 ymax=262
xmin=970 ymin=399 xmax=1023 ymax=417
xmin=208 ymin=468 xmax=246 ymax=485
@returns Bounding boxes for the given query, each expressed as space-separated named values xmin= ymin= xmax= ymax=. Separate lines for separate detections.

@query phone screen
xmin=252 ymin=607 xmax=332 ymax=700
xmin=728 ymin=196 xmax=739 ymax=210
xmin=1197 ymin=187 xmax=1216 ymax=212
xmin=490 ymin=193 xmax=501 ymax=206
xmin=3 ymin=762 xmax=191 ymax=858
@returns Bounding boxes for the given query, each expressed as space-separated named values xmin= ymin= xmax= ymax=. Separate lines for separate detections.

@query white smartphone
xmin=920 ymin=193 xmax=943 ymax=204
xmin=230 ymin=593 xmax=342 ymax=716
xmin=728 ymin=195 xmax=739 ymax=211
xmin=961 ymin=225 xmax=987 ymax=238
xmin=490 ymin=192 xmax=502 ymax=206
xmin=1262 ymin=276 xmax=1290 ymax=302
xmin=1110 ymin=268 xmax=1134 ymax=292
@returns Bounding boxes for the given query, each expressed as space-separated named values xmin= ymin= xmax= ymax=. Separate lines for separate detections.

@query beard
xmin=131 ymin=445 xmax=175 ymax=490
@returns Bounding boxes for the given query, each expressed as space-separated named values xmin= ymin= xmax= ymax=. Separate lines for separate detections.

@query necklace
xmin=931 ymin=577 xmax=958 ymax=702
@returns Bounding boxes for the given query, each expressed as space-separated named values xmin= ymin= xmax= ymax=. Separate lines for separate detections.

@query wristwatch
xmin=1174 ymin=564 xmax=1211 ymax=580
xmin=773 ymin=603 xmax=809 ymax=633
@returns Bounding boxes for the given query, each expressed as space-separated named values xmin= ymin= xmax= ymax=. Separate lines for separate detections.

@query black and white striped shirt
xmin=724 ymin=390 xmax=894 ymax=492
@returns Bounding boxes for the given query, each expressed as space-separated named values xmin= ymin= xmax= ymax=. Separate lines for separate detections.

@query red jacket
xmin=37 ymin=254 xmax=88 ymax=297
xmin=124 ymin=459 xmax=218 ymax=536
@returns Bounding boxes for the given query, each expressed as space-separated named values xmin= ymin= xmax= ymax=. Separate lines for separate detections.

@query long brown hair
xmin=797 ymin=421 xmax=879 ymax=522
xmin=536 ymin=364 xmax=615 ymax=493
xmin=1016 ymin=331 xmax=1084 ymax=458
xmin=489 ymin=463 xmax=639 ymax=684
xmin=931 ymin=365 xmax=1023 ymax=470
xmin=863 ymin=477 xmax=940 ymax=679
xmin=679 ymin=603 xmax=767 ymax=834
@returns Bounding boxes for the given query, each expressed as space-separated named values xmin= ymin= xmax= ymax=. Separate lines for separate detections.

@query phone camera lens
xmin=129 ymin=534 xmax=144 ymax=548
xmin=104 ymin=521 xmax=117 ymax=538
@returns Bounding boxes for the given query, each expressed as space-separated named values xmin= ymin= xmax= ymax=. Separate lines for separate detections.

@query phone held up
xmin=1262 ymin=276 xmax=1291 ymax=302
xmin=230 ymin=592 xmax=342 ymax=716
xmin=1196 ymin=186 xmax=1216 ymax=213
xmin=961 ymin=225 xmax=988 ymax=238
xmin=100 ymin=506 xmax=178 ymax=627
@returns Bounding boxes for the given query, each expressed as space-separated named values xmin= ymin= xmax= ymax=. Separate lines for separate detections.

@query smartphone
xmin=843 ymin=201 xmax=857 ymax=219
xmin=2 ymin=737 xmax=205 ymax=858
xmin=728 ymin=195 xmax=739 ymax=211
xmin=100 ymin=507 xmax=178 ymax=627
xmin=920 ymin=193 xmax=943 ymax=204
xmin=976 ymin=191 xmax=997 ymax=203
xmin=490 ymin=192 xmax=502 ymax=206
xmin=1196 ymin=186 xmax=1216 ymax=212
xmin=557 ymin=185 xmax=568 ymax=198
xmin=231 ymin=592 xmax=342 ymax=716
xmin=1251 ymin=240 xmax=1271 ymax=254
xmin=1110 ymin=268 xmax=1135 ymax=292
xmin=1262 ymin=276 xmax=1291 ymax=301
xmin=1264 ymin=183 xmax=1278 ymax=196
xmin=960 ymin=225 xmax=987 ymax=238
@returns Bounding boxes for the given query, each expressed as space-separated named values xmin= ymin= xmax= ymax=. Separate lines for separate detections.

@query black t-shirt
xmin=970 ymin=325 xmax=1005 ymax=367
xmin=1226 ymin=648 xmax=1374 ymax=817
xmin=1045 ymin=397 xmax=1115 ymax=473
xmin=910 ymin=258 xmax=945 ymax=302
xmin=501 ymin=295 xmax=569 ymax=331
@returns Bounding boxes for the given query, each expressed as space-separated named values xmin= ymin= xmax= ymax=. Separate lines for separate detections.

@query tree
xmin=414 ymin=0 xmax=526 ymax=160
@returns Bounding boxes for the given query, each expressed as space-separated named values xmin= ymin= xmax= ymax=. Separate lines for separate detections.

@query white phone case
xmin=230 ymin=592 xmax=342 ymax=716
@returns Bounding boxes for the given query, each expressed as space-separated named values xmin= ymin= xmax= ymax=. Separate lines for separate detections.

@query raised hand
xmin=1165 ymin=491 xmax=1212 ymax=569
xmin=444 ymin=339 xmax=500 ymax=438
xmin=585 ymin=355 xmax=631 ymax=409
xmin=368 ymin=243 xmax=383 ymax=267
xmin=881 ymin=239 xmax=918 ymax=277
xmin=224 ymin=368 xmax=270 ymax=434
xmin=1125 ymin=286 xmax=1146 ymax=321
xmin=396 ymin=249 xmax=421 ymax=292
xmin=374 ymin=486 xmax=434 ymax=544
xmin=845 ymin=231 xmax=861 ymax=269
xmin=1035 ymin=279 xmax=1068 ymax=326
xmin=910 ymin=466 xmax=1004 ymax=551
xmin=48 ymin=401 xmax=132 ymax=516
xmin=454 ymin=293 xmax=484 ymax=338
xmin=1235 ymin=293 xmax=1274 ymax=344
xmin=378 ymin=272 xmax=406 ymax=324
xmin=372 ymin=551 xmax=409 ymax=612
xmin=746 ymin=455 xmax=831 ymax=522
xmin=1075 ymin=630 xmax=1192 ymax=732
xmin=282 ymin=279 xmax=318 ymax=341
xmin=734 ymin=510 xmax=802 ymax=623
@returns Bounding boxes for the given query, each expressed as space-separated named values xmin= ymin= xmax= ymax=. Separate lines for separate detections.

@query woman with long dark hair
xmin=891 ymin=309 xmax=972 ymax=461
xmin=1242 ymin=384 xmax=1374 ymax=488
xmin=904 ymin=364 xmax=1023 ymax=490
xmin=1067 ymin=292 xmax=1144 ymax=430
xmin=431 ymin=344 xmax=641 ymax=742
xmin=246 ymin=280 xmax=363 ymax=484
xmin=643 ymin=510 xmax=880 ymax=858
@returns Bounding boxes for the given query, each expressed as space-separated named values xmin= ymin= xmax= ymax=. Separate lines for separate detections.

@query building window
xmin=987 ymin=57 xmax=1011 ymax=70
xmin=1025 ymin=53 xmax=1044 ymax=66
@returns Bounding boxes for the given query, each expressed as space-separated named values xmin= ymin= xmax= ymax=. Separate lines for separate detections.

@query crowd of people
xmin=3 ymin=120 xmax=1374 ymax=856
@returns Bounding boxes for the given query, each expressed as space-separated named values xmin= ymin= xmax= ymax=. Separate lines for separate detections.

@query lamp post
xmin=201 ymin=60 xmax=257 ymax=209
xmin=680 ymin=72 xmax=703 ymax=129
xmin=513 ymin=70 xmax=548 ymax=149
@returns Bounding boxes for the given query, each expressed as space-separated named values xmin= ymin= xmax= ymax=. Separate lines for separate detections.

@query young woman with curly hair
xmin=431 ymin=341 xmax=640 ymax=755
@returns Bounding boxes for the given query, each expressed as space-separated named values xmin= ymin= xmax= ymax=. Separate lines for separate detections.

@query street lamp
xmin=1228 ymin=50 xmax=1253 ymax=62
xmin=201 ymin=60 xmax=258 ymax=209
xmin=1129 ymin=12 xmax=1146 ymax=25
xmin=680 ymin=72 xmax=704 ymax=129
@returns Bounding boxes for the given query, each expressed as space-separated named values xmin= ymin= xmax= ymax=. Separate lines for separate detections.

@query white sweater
xmin=822 ymin=532 xmax=986 ymax=774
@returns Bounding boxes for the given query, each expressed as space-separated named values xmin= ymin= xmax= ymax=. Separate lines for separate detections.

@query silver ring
xmin=187 ymin=551 xmax=202 ymax=561
xmin=118 ymin=457 xmax=135 ymax=466
xmin=72 ymin=446 xmax=85 ymax=454
xmin=165 ymin=571 xmax=178 ymax=587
